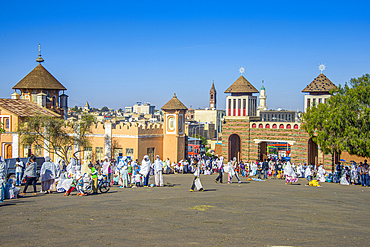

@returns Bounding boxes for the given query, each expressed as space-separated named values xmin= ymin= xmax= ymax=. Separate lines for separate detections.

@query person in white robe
xmin=54 ymin=157 xmax=62 ymax=179
xmin=284 ymin=161 xmax=298 ymax=184
xmin=140 ymin=155 xmax=151 ymax=187
xmin=305 ymin=165 xmax=313 ymax=185
xmin=190 ymin=160 xmax=203 ymax=192
xmin=350 ymin=162 xmax=358 ymax=185
xmin=296 ymin=163 xmax=304 ymax=178
xmin=102 ymin=156 xmax=110 ymax=177
xmin=251 ymin=162 xmax=257 ymax=176
xmin=66 ymin=158 xmax=77 ymax=175
xmin=340 ymin=166 xmax=350 ymax=185
xmin=317 ymin=165 xmax=326 ymax=182
xmin=154 ymin=155 xmax=164 ymax=187
xmin=165 ymin=158 xmax=171 ymax=174
xmin=40 ymin=156 xmax=56 ymax=193
xmin=118 ymin=156 xmax=129 ymax=188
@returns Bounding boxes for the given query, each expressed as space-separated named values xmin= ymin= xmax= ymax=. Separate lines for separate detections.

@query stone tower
xmin=161 ymin=93 xmax=188 ymax=163
xmin=258 ymin=81 xmax=267 ymax=111
xmin=209 ymin=82 xmax=216 ymax=109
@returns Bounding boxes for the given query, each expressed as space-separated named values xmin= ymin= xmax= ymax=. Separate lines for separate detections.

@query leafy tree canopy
xmin=18 ymin=114 xmax=96 ymax=163
xmin=101 ymin=106 xmax=109 ymax=112
xmin=301 ymin=74 xmax=370 ymax=157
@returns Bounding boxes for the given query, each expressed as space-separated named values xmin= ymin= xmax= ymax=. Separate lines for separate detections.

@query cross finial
xmin=36 ymin=43 xmax=44 ymax=63
xmin=318 ymin=63 xmax=326 ymax=73
xmin=239 ymin=67 xmax=245 ymax=75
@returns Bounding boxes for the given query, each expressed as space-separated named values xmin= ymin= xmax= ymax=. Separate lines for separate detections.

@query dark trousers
xmin=23 ymin=177 xmax=37 ymax=193
xmin=362 ymin=174 xmax=369 ymax=186
xmin=215 ymin=170 xmax=223 ymax=183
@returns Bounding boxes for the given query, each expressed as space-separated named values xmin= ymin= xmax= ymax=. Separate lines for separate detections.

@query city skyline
xmin=1 ymin=1 xmax=369 ymax=111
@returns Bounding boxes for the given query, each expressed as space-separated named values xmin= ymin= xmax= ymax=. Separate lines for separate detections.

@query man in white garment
xmin=154 ymin=155 xmax=164 ymax=187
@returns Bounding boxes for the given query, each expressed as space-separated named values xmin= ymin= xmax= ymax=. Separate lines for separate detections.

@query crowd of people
xmin=0 ymin=153 xmax=369 ymax=203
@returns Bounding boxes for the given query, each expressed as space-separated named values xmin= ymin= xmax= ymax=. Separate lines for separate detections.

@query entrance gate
xmin=228 ymin=134 xmax=241 ymax=162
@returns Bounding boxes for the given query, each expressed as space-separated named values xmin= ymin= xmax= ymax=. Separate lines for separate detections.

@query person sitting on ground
xmin=4 ymin=179 xmax=20 ymax=199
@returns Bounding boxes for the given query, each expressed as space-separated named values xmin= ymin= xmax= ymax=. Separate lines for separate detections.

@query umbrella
xmin=340 ymin=159 xmax=346 ymax=162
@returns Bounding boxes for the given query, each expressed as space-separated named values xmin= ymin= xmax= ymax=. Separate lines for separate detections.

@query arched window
xmin=265 ymin=124 xmax=270 ymax=128
xmin=252 ymin=123 xmax=256 ymax=128
xmin=5 ymin=118 xmax=9 ymax=129
xmin=294 ymin=124 xmax=299 ymax=129
xmin=272 ymin=124 xmax=277 ymax=129
xmin=258 ymin=123 xmax=263 ymax=128
xmin=279 ymin=124 xmax=284 ymax=129
xmin=286 ymin=124 xmax=291 ymax=129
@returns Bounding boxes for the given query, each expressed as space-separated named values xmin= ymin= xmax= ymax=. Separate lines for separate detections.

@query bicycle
xmin=85 ymin=175 xmax=110 ymax=194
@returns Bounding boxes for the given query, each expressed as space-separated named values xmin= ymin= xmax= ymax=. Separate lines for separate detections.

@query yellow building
xmin=0 ymin=48 xmax=188 ymax=164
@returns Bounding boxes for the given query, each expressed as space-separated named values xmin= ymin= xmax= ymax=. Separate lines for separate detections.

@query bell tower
xmin=210 ymin=81 xmax=216 ymax=109
xmin=162 ymin=93 xmax=188 ymax=163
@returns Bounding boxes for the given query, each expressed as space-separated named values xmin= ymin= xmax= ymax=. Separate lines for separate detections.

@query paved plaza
xmin=1 ymin=174 xmax=369 ymax=246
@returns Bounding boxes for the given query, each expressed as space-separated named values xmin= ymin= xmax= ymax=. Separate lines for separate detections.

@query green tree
xmin=192 ymin=134 xmax=208 ymax=146
xmin=18 ymin=114 xmax=96 ymax=163
xmin=0 ymin=122 xmax=5 ymax=133
xmin=101 ymin=106 xmax=109 ymax=112
xmin=302 ymin=74 xmax=370 ymax=158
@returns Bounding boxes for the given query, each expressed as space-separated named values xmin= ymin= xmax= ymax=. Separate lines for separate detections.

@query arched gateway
xmin=228 ymin=134 xmax=241 ymax=162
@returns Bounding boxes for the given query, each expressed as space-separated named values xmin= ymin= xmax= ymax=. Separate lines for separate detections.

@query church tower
xmin=209 ymin=81 xmax=216 ymax=109
xmin=161 ymin=93 xmax=188 ymax=163
xmin=12 ymin=44 xmax=68 ymax=118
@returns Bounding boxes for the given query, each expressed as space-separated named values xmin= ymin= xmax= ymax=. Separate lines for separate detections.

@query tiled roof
xmin=302 ymin=73 xmax=337 ymax=93
xmin=161 ymin=93 xmax=188 ymax=110
xmin=13 ymin=64 xmax=66 ymax=90
xmin=0 ymin=99 xmax=60 ymax=117
xmin=224 ymin=75 xmax=259 ymax=94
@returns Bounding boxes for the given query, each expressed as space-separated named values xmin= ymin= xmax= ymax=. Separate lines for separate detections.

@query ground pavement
xmin=1 ymin=174 xmax=369 ymax=246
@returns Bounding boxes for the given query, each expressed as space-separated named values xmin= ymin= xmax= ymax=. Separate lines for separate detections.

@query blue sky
xmin=1 ymin=1 xmax=369 ymax=111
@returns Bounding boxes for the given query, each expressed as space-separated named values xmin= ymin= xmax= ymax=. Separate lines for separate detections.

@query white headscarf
xmin=102 ymin=156 xmax=110 ymax=175
xmin=305 ymin=165 xmax=312 ymax=177
xmin=140 ymin=155 xmax=151 ymax=175
xmin=40 ymin=156 xmax=56 ymax=182
xmin=284 ymin=161 xmax=296 ymax=178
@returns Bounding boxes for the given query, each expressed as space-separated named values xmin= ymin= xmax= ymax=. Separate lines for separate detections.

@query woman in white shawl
xmin=296 ymin=163 xmax=304 ymax=178
xmin=154 ymin=155 xmax=164 ymax=187
xmin=284 ymin=161 xmax=298 ymax=184
xmin=305 ymin=165 xmax=313 ymax=185
xmin=317 ymin=164 xmax=326 ymax=182
xmin=66 ymin=158 xmax=77 ymax=175
xmin=226 ymin=160 xmax=235 ymax=184
xmin=118 ymin=156 xmax=128 ymax=188
xmin=140 ymin=155 xmax=151 ymax=187
xmin=40 ymin=156 xmax=56 ymax=193
xmin=102 ymin=156 xmax=110 ymax=178
xmin=54 ymin=157 xmax=62 ymax=179
xmin=350 ymin=162 xmax=358 ymax=185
